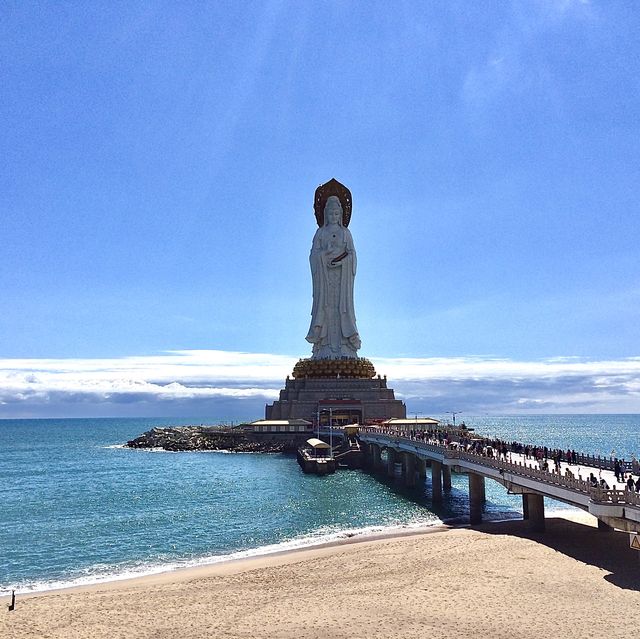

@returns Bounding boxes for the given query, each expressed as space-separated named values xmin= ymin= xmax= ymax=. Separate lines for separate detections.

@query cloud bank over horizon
xmin=2 ymin=349 xmax=640 ymax=419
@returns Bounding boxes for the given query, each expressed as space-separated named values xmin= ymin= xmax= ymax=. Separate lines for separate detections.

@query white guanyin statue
xmin=306 ymin=183 xmax=361 ymax=359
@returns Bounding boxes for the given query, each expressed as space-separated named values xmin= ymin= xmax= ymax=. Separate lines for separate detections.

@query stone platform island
xmin=266 ymin=360 xmax=405 ymax=425
xmin=125 ymin=426 xmax=306 ymax=453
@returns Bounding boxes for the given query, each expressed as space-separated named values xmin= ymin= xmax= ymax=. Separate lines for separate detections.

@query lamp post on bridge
xmin=329 ymin=407 xmax=333 ymax=453
xmin=447 ymin=411 xmax=462 ymax=428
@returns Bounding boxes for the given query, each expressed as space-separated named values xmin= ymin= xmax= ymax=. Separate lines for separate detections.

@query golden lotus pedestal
xmin=265 ymin=357 xmax=406 ymax=425
xmin=291 ymin=357 xmax=377 ymax=379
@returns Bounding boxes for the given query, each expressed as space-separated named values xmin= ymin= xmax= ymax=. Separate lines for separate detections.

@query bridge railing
xmin=402 ymin=440 xmax=445 ymax=456
xmin=361 ymin=431 xmax=445 ymax=456
xmin=445 ymin=449 xmax=594 ymax=493
xmin=359 ymin=427 xmax=633 ymax=472
xmin=360 ymin=429 xmax=640 ymax=507
xmin=590 ymin=487 xmax=640 ymax=506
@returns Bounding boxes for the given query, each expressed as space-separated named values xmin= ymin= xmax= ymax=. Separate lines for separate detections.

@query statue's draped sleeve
xmin=306 ymin=228 xmax=325 ymax=344
xmin=339 ymin=228 xmax=358 ymax=339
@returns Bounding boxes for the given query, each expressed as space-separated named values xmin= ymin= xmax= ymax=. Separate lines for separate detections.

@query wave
xmin=3 ymin=519 xmax=446 ymax=595
xmin=1 ymin=505 xmax=591 ymax=595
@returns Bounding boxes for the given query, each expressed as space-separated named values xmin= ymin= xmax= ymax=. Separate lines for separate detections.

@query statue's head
xmin=324 ymin=196 xmax=343 ymax=226
xmin=314 ymin=179 xmax=352 ymax=227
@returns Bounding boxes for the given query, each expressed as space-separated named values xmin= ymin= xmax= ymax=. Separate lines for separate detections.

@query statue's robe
xmin=306 ymin=224 xmax=359 ymax=358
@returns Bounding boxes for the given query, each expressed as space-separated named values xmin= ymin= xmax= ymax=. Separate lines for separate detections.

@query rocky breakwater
xmin=126 ymin=426 xmax=303 ymax=453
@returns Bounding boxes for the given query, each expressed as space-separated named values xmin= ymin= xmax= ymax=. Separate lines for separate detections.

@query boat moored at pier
xmin=297 ymin=438 xmax=337 ymax=474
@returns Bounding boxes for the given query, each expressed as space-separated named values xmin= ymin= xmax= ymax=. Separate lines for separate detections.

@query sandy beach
xmin=3 ymin=513 xmax=640 ymax=639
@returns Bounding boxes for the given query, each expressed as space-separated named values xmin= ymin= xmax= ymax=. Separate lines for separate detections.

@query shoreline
xmin=1 ymin=519 xmax=454 ymax=599
xmin=4 ymin=511 xmax=639 ymax=639
xmin=2 ymin=508 xmax=594 ymax=600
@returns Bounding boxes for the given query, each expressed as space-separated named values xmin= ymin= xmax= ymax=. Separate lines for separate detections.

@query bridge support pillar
xmin=417 ymin=458 xmax=427 ymax=481
xmin=522 ymin=494 xmax=529 ymax=520
xmin=524 ymin=493 xmax=545 ymax=532
xmin=386 ymin=448 xmax=397 ymax=477
xmin=469 ymin=473 xmax=485 ymax=525
xmin=363 ymin=443 xmax=372 ymax=467
xmin=431 ymin=460 xmax=443 ymax=503
xmin=369 ymin=443 xmax=382 ymax=472
xmin=442 ymin=465 xmax=452 ymax=490
xmin=404 ymin=452 xmax=417 ymax=488
xmin=598 ymin=519 xmax=613 ymax=533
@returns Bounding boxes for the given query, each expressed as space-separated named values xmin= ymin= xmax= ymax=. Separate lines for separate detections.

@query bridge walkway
xmin=353 ymin=428 xmax=640 ymax=534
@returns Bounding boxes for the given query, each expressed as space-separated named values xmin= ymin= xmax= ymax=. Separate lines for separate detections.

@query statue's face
xmin=324 ymin=197 xmax=342 ymax=225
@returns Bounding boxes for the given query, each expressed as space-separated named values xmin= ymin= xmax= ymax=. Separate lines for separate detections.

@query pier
xmin=317 ymin=424 xmax=640 ymax=533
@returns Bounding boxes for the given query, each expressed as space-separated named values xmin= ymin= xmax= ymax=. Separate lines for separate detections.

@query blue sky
xmin=2 ymin=1 xmax=639 ymax=418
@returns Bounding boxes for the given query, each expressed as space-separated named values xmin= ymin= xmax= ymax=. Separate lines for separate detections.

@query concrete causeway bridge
xmin=321 ymin=425 xmax=640 ymax=534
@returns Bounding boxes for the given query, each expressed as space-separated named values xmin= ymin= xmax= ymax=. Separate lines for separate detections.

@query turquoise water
xmin=1 ymin=415 xmax=639 ymax=593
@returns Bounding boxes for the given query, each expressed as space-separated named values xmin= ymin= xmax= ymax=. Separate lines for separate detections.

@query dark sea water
xmin=1 ymin=415 xmax=639 ymax=593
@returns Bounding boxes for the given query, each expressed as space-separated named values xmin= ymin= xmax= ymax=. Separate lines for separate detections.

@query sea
xmin=1 ymin=414 xmax=639 ymax=594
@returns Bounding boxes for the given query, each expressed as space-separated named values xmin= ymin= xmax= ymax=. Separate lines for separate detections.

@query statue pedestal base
xmin=265 ymin=376 xmax=406 ymax=425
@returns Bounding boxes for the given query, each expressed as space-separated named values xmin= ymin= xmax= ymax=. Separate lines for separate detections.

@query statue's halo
xmin=314 ymin=178 xmax=352 ymax=227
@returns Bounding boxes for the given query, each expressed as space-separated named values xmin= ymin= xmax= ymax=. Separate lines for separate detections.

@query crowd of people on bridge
xmin=370 ymin=424 xmax=640 ymax=494
xmin=587 ymin=471 xmax=640 ymax=492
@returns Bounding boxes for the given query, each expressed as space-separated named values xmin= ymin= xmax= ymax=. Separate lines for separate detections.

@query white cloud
xmin=0 ymin=350 xmax=293 ymax=415
xmin=371 ymin=355 xmax=640 ymax=414
xmin=1 ymin=350 xmax=640 ymax=417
